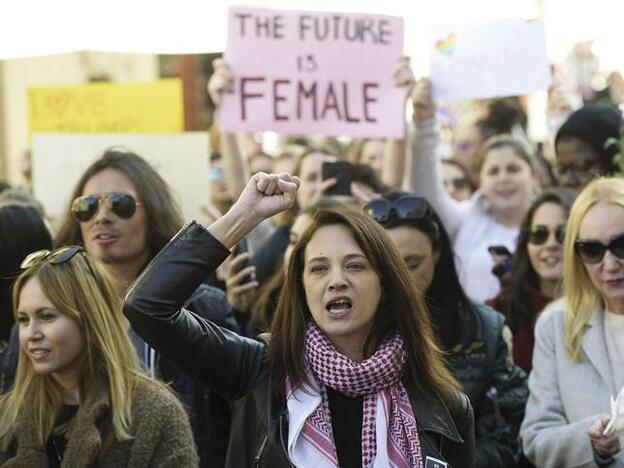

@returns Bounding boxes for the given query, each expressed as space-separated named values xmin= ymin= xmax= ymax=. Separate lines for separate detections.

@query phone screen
xmin=322 ymin=161 xmax=352 ymax=196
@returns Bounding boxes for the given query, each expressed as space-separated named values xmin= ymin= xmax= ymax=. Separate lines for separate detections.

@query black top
xmin=327 ymin=387 xmax=363 ymax=468
xmin=46 ymin=404 xmax=79 ymax=468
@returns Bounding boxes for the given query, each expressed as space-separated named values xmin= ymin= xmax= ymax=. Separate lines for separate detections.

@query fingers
xmin=412 ymin=79 xmax=433 ymax=104
xmin=318 ymin=177 xmax=337 ymax=193
xmin=207 ymin=59 xmax=234 ymax=106
xmin=226 ymin=265 xmax=257 ymax=288
xmin=589 ymin=416 xmax=621 ymax=457
xmin=592 ymin=434 xmax=621 ymax=457
xmin=227 ymin=252 xmax=251 ymax=275
xmin=230 ymin=281 xmax=259 ymax=295
xmin=393 ymin=56 xmax=415 ymax=88
xmin=411 ymin=78 xmax=436 ymax=121
xmin=350 ymin=181 xmax=378 ymax=205
xmin=255 ymin=172 xmax=300 ymax=196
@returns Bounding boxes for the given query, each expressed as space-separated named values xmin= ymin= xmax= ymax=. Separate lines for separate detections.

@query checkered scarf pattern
xmin=301 ymin=323 xmax=424 ymax=468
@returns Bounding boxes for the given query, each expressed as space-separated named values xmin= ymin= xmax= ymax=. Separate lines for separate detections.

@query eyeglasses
xmin=71 ymin=193 xmax=141 ymax=222
xmin=363 ymin=196 xmax=429 ymax=224
xmin=20 ymin=246 xmax=86 ymax=270
xmin=528 ymin=225 xmax=566 ymax=245
xmin=444 ymin=177 xmax=471 ymax=191
xmin=574 ymin=233 xmax=624 ymax=264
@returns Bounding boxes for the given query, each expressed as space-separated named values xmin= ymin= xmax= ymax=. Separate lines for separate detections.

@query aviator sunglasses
xmin=21 ymin=246 xmax=86 ymax=269
xmin=364 ymin=196 xmax=429 ymax=224
xmin=71 ymin=193 xmax=141 ymax=222
xmin=527 ymin=225 xmax=566 ymax=245
xmin=574 ymin=233 xmax=624 ymax=264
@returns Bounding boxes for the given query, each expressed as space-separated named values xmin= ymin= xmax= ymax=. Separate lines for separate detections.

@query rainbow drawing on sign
xmin=435 ymin=33 xmax=456 ymax=55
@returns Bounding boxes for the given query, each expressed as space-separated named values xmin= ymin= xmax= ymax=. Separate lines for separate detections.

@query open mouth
xmin=30 ymin=349 xmax=50 ymax=358
xmin=325 ymin=296 xmax=353 ymax=315
xmin=540 ymin=256 xmax=561 ymax=267
xmin=94 ymin=233 xmax=118 ymax=243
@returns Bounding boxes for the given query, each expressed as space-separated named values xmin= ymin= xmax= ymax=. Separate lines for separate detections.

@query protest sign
xmin=32 ymin=133 xmax=207 ymax=229
xmin=429 ymin=19 xmax=551 ymax=101
xmin=28 ymin=79 xmax=184 ymax=133
xmin=220 ymin=7 xmax=405 ymax=138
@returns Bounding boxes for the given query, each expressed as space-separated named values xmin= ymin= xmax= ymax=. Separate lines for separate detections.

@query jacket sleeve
xmin=520 ymin=310 xmax=597 ymax=468
xmin=124 ymin=221 xmax=267 ymax=400
xmin=406 ymin=117 xmax=469 ymax=240
xmin=474 ymin=309 xmax=528 ymax=467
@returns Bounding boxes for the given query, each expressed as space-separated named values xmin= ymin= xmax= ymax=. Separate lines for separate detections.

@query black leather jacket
xmin=124 ymin=222 xmax=476 ymax=468
xmin=449 ymin=304 xmax=528 ymax=467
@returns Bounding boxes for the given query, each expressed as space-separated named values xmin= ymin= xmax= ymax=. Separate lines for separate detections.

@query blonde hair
xmin=563 ymin=177 xmax=624 ymax=361
xmin=0 ymin=251 xmax=158 ymax=449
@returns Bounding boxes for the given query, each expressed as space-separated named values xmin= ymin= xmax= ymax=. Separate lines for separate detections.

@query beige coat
xmin=0 ymin=380 xmax=198 ymax=468
xmin=520 ymin=302 xmax=624 ymax=468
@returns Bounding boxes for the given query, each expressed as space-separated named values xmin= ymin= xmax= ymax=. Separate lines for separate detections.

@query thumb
xmin=277 ymin=177 xmax=300 ymax=207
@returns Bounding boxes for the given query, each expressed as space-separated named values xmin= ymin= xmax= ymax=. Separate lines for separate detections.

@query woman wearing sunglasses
xmin=489 ymin=188 xmax=575 ymax=374
xmin=408 ymin=78 xmax=538 ymax=304
xmin=0 ymin=246 xmax=197 ymax=467
xmin=441 ymin=160 xmax=476 ymax=202
xmin=365 ymin=193 xmax=528 ymax=468
xmin=521 ymin=178 xmax=624 ymax=467
xmin=124 ymin=172 xmax=475 ymax=468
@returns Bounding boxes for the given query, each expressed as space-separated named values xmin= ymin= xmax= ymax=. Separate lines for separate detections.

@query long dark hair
xmin=54 ymin=148 xmax=184 ymax=257
xmin=0 ymin=205 xmax=52 ymax=341
xmin=500 ymin=188 xmax=576 ymax=330
xmin=269 ymin=206 xmax=459 ymax=405
xmin=380 ymin=192 xmax=479 ymax=350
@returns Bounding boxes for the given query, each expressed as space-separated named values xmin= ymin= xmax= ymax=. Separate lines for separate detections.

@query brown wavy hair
xmin=54 ymin=148 xmax=184 ymax=258
xmin=269 ymin=206 xmax=460 ymax=405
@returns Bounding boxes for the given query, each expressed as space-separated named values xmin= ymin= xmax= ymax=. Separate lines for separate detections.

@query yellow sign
xmin=28 ymin=79 xmax=184 ymax=133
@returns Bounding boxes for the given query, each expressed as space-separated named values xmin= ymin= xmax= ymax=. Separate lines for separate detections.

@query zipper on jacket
xmin=279 ymin=410 xmax=295 ymax=467
xmin=254 ymin=434 xmax=268 ymax=467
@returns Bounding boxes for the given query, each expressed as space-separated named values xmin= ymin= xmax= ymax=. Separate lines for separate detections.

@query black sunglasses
xmin=574 ymin=233 xmax=624 ymax=264
xmin=71 ymin=193 xmax=141 ymax=222
xmin=363 ymin=196 xmax=429 ymax=224
xmin=21 ymin=246 xmax=86 ymax=270
xmin=445 ymin=177 xmax=471 ymax=191
xmin=528 ymin=225 xmax=566 ymax=245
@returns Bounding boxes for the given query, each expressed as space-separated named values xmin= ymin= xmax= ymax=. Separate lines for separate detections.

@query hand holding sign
xmin=208 ymin=58 xmax=234 ymax=109
xmin=411 ymin=79 xmax=436 ymax=122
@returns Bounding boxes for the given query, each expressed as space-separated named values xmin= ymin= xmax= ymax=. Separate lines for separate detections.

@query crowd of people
xmin=0 ymin=47 xmax=623 ymax=468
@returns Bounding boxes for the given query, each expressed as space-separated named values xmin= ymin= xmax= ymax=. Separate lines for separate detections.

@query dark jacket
xmin=124 ymin=221 xmax=476 ymax=468
xmin=449 ymin=303 xmax=529 ymax=468
xmin=0 ymin=274 xmax=236 ymax=468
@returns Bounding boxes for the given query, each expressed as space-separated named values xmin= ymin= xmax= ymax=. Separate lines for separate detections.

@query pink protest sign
xmin=220 ymin=7 xmax=405 ymax=138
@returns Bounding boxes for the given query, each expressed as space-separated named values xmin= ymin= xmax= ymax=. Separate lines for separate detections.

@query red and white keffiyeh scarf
xmin=286 ymin=323 xmax=424 ymax=468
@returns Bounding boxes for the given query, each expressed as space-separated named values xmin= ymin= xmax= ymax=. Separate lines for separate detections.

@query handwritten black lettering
xmin=273 ymin=79 xmax=290 ymax=120
xmin=320 ymin=82 xmax=341 ymax=120
xmin=363 ymin=82 xmax=378 ymax=122
xmin=297 ymin=81 xmax=318 ymax=119
xmin=235 ymin=13 xmax=252 ymax=37
xmin=342 ymin=82 xmax=360 ymax=123
xmin=240 ymin=77 xmax=265 ymax=120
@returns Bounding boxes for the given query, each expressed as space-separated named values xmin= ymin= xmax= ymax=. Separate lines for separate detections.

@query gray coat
xmin=520 ymin=301 xmax=624 ymax=468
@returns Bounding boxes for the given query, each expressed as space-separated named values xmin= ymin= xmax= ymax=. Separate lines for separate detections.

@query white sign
xmin=429 ymin=19 xmax=551 ymax=101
